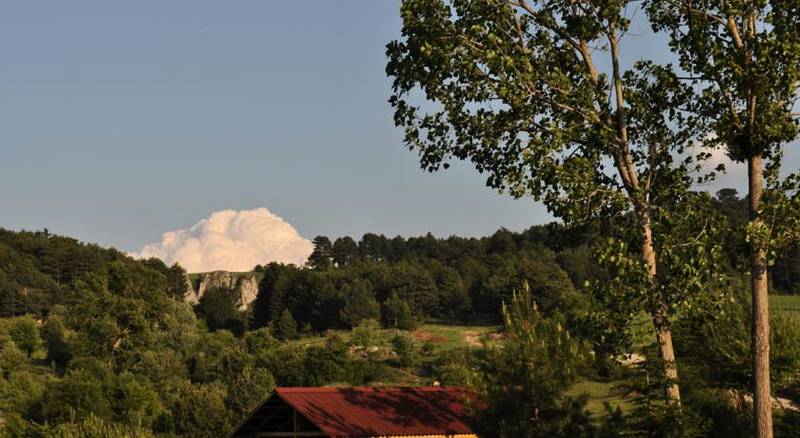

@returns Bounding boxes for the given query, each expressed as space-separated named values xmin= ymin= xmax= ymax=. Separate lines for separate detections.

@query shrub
xmin=381 ymin=292 xmax=417 ymax=330
xmin=391 ymin=332 xmax=418 ymax=368
xmin=271 ymin=309 xmax=298 ymax=341
xmin=350 ymin=319 xmax=382 ymax=348
xmin=8 ymin=315 xmax=40 ymax=358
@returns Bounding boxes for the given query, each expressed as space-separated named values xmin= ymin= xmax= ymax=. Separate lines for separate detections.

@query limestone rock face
xmin=235 ymin=275 xmax=259 ymax=311
xmin=183 ymin=275 xmax=199 ymax=305
xmin=197 ymin=271 xmax=238 ymax=299
xmin=185 ymin=271 xmax=259 ymax=310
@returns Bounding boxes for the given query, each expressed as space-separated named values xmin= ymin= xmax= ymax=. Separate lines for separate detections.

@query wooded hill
xmin=1 ymin=188 xmax=799 ymax=436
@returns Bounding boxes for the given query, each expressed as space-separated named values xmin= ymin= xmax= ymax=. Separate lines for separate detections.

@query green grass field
xmin=412 ymin=321 xmax=496 ymax=350
xmin=770 ymin=294 xmax=800 ymax=320
xmin=291 ymin=321 xmax=496 ymax=351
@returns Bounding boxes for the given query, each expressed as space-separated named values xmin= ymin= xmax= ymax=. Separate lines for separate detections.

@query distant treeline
xmin=1 ymin=188 xmax=797 ymax=326
xmin=248 ymin=226 xmax=589 ymax=335
xmin=242 ymin=188 xmax=799 ymax=337
xmin=0 ymin=228 xmax=188 ymax=318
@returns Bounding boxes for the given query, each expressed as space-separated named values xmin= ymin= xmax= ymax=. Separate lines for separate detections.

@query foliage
xmin=588 ymin=192 xmax=728 ymax=354
xmin=7 ymin=315 xmax=40 ymax=358
xmin=431 ymin=349 xmax=480 ymax=387
xmin=391 ymin=332 xmax=419 ymax=368
xmin=48 ymin=414 xmax=157 ymax=438
xmin=307 ymin=235 xmax=333 ymax=270
xmin=0 ymin=342 xmax=27 ymax=376
xmin=339 ymin=279 xmax=380 ymax=327
xmin=385 ymin=0 xmax=731 ymax=406
xmin=271 ymin=309 xmax=298 ymax=341
xmin=169 ymin=381 xmax=230 ymax=437
xmin=649 ymin=2 xmax=800 ymax=433
xmin=196 ymin=286 xmax=247 ymax=336
xmin=675 ymin=286 xmax=800 ymax=392
xmin=303 ymin=335 xmax=352 ymax=386
xmin=332 ymin=236 xmax=359 ymax=267
xmin=350 ymin=319 xmax=383 ymax=349
xmin=473 ymin=282 xmax=591 ymax=437
xmin=0 ymin=229 xmax=292 ymax=436
xmin=381 ymin=292 xmax=418 ymax=330
xmin=647 ymin=0 xmax=800 ymax=165
xmin=42 ymin=311 xmax=73 ymax=368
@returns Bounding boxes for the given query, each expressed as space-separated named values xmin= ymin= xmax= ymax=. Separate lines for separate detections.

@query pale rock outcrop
xmin=184 ymin=275 xmax=199 ymax=305
xmin=184 ymin=271 xmax=259 ymax=311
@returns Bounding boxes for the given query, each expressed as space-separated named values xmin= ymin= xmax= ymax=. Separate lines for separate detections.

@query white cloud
xmin=134 ymin=208 xmax=313 ymax=272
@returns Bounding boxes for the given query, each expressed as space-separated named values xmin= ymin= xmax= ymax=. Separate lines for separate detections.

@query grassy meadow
xmin=771 ymin=294 xmax=800 ymax=320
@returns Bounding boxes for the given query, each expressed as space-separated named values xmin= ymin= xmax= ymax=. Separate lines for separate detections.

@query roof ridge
xmin=275 ymin=385 xmax=467 ymax=393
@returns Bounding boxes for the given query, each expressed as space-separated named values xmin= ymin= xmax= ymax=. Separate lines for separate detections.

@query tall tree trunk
xmin=748 ymin=154 xmax=773 ymax=438
xmin=640 ymin=212 xmax=681 ymax=404
xmin=609 ymin=24 xmax=680 ymax=404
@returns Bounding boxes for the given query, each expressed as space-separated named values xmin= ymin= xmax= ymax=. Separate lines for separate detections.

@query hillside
xmin=1 ymin=221 xmax=799 ymax=436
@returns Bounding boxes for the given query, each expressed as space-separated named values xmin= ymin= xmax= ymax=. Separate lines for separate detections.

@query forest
xmin=1 ymin=189 xmax=799 ymax=437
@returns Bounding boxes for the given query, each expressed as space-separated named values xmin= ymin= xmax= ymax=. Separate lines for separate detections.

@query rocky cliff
xmin=184 ymin=271 xmax=259 ymax=311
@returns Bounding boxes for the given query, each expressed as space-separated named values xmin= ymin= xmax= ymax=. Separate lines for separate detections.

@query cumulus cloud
xmin=134 ymin=208 xmax=313 ymax=272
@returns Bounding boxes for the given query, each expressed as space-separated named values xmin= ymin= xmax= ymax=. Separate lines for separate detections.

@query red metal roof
xmin=274 ymin=386 xmax=477 ymax=437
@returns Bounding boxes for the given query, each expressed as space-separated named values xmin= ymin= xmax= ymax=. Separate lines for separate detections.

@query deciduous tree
xmin=648 ymin=2 xmax=800 ymax=434
xmin=386 ymin=0 xmax=714 ymax=403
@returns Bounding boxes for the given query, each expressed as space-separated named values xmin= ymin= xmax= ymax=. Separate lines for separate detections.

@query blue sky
xmin=0 ymin=1 xmax=793 ymax=253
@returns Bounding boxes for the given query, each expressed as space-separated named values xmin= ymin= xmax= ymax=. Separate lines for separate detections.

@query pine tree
xmin=332 ymin=237 xmax=359 ymax=267
xmin=306 ymin=236 xmax=333 ymax=270
xmin=474 ymin=282 xmax=590 ymax=437
xmin=271 ymin=309 xmax=298 ymax=341
xmin=339 ymin=280 xmax=380 ymax=328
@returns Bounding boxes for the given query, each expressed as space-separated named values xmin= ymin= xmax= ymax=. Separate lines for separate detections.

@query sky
xmin=0 ymin=1 xmax=795 ymax=268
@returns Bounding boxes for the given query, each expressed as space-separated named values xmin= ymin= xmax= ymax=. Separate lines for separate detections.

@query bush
xmin=0 ymin=370 xmax=44 ymax=419
xmin=0 ymin=342 xmax=27 ymax=376
xmin=271 ymin=310 xmax=298 ymax=341
xmin=381 ymin=292 xmax=417 ymax=330
xmin=196 ymin=287 xmax=247 ymax=336
xmin=169 ymin=381 xmax=230 ymax=438
xmin=53 ymin=414 xmax=157 ymax=438
xmin=304 ymin=335 xmax=350 ymax=386
xmin=8 ymin=315 xmax=40 ymax=358
xmin=391 ymin=332 xmax=418 ymax=368
xmin=43 ymin=315 xmax=72 ymax=368
xmin=268 ymin=345 xmax=306 ymax=386
xmin=350 ymin=319 xmax=382 ymax=348
xmin=41 ymin=368 xmax=112 ymax=423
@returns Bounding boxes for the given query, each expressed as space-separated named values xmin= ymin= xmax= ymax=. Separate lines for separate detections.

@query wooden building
xmin=231 ymin=386 xmax=479 ymax=438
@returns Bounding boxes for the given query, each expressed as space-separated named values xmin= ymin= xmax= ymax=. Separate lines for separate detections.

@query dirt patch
xmin=464 ymin=330 xmax=502 ymax=347
xmin=412 ymin=330 xmax=447 ymax=344
xmin=463 ymin=330 xmax=482 ymax=347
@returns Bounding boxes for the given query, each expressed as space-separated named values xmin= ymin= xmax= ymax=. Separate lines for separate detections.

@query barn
xmin=231 ymin=386 xmax=479 ymax=438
